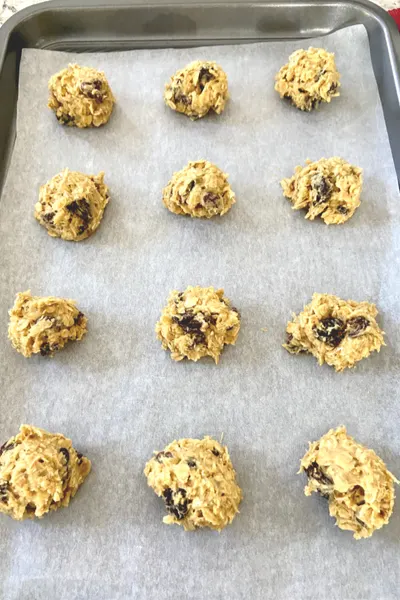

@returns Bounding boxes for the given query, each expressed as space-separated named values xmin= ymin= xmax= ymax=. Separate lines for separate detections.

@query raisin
xmin=42 ymin=212 xmax=55 ymax=223
xmin=312 ymin=175 xmax=332 ymax=205
xmin=40 ymin=343 xmax=52 ymax=356
xmin=56 ymin=113 xmax=75 ymax=125
xmin=187 ymin=459 xmax=196 ymax=467
xmin=313 ymin=317 xmax=346 ymax=347
xmin=230 ymin=306 xmax=241 ymax=318
xmin=198 ymin=67 xmax=214 ymax=92
xmin=192 ymin=332 xmax=206 ymax=346
xmin=203 ymin=192 xmax=219 ymax=206
xmin=187 ymin=181 xmax=195 ymax=192
xmin=0 ymin=482 xmax=8 ymax=502
xmin=172 ymin=312 xmax=203 ymax=334
xmin=174 ymin=93 xmax=190 ymax=106
xmin=59 ymin=448 xmax=70 ymax=464
xmin=305 ymin=462 xmax=333 ymax=487
xmin=0 ymin=442 xmax=15 ymax=456
xmin=298 ymin=88 xmax=307 ymax=93
xmin=66 ymin=198 xmax=91 ymax=232
xmin=347 ymin=316 xmax=370 ymax=338
xmin=155 ymin=451 xmax=173 ymax=463
xmin=74 ymin=311 xmax=85 ymax=325
xmin=163 ymin=487 xmax=189 ymax=520
xmin=204 ymin=314 xmax=217 ymax=326
xmin=337 ymin=205 xmax=349 ymax=215
xmin=80 ymin=80 xmax=103 ymax=102
xmin=76 ymin=451 xmax=83 ymax=465
xmin=212 ymin=448 xmax=220 ymax=457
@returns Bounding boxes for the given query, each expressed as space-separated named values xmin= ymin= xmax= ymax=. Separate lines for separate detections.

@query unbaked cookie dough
xmin=48 ymin=64 xmax=115 ymax=127
xmin=8 ymin=290 xmax=87 ymax=358
xmin=155 ymin=286 xmax=240 ymax=363
xmin=163 ymin=160 xmax=236 ymax=218
xmin=144 ymin=436 xmax=242 ymax=531
xmin=35 ymin=169 xmax=109 ymax=241
xmin=300 ymin=426 xmax=397 ymax=539
xmin=284 ymin=293 xmax=385 ymax=371
xmin=0 ymin=424 xmax=91 ymax=520
xmin=281 ymin=158 xmax=363 ymax=225
xmin=164 ymin=61 xmax=228 ymax=120
xmin=275 ymin=47 xmax=340 ymax=111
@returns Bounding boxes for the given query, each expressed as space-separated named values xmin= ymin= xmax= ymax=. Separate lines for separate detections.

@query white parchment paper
xmin=0 ymin=25 xmax=399 ymax=600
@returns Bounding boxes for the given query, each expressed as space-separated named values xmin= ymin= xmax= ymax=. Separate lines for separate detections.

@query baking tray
xmin=0 ymin=2 xmax=399 ymax=599
xmin=0 ymin=0 xmax=399 ymax=198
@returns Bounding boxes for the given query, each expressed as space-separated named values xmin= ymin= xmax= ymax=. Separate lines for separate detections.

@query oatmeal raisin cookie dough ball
xmin=8 ymin=290 xmax=87 ymax=358
xmin=164 ymin=61 xmax=228 ymax=119
xmin=163 ymin=160 xmax=235 ymax=218
xmin=155 ymin=286 xmax=240 ymax=363
xmin=300 ymin=426 xmax=397 ymax=539
xmin=281 ymin=157 xmax=363 ymax=225
xmin=35 ymin=169 xmax=109 ymax=241
xmin=48 ymin=64 xmax=115 ymax=127
xmin=144 ymin=436 xmax=242 ymax=531
xmin=0 ymin=425 xmax=91 ymax=520
xmin=283 ymin=293 xmax=385 ymax=372
xmin=275 ymin=48 xmax=340 ymax=111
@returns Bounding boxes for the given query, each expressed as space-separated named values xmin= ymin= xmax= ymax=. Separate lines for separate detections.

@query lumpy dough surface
xmin=155 ymin=286 xmax=240 ymax=363
xmin=281 ymin=157 xmax=363 ymax=225
xmin=300 ymin=426 xmax=397 ymax=539
xmin=35 ymin=169 xmax=109 ymax=241
xmin=164 ymin=61 xmax=228 ymax=120
xmin=275 ymin=47 xmax=340 ymax=111
xmin=144 ymin=437 xmax=242 ymax=531
xmin=48 ymin=63 xmax=115 ymax=127
xmin=163 ymin=160 xmax=235 ymax=218
xmin=0 ymin=425 xmax=91 ymax=520
xmin=8 ymin=290 xmax=87 ymax=358
xmin=284 ymin=293 xmax=385 ymax=371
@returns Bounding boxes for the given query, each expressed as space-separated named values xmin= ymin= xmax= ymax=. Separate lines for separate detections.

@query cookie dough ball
xmin=48 ymin=63 xmax=115 ymax=127
xmin=35 ymin=169 xmax=109 ymax=241
xmin=144 ymin=436 xmax=242 ymax=531
xmin=275 ymin=47 xmax=340 ymax=111
xmin=283 ymin=293 xmax=385 ymax=372
xmin=0 ymin=425 xmax=91 ymax=520
xmin=281 ymin=158 xmax=362 ymax=225
xmin=300 ymin=426 xmax=397 ymax=539
xmin=155 ymin=286 xmax=240 ymax=363
xmin=164 ymin=61 xmax=228 ymax=120
xmin=8 ymin=290 xmax=88 ymax=358
xmin=163 ymin=160 xmax=235 ymax=218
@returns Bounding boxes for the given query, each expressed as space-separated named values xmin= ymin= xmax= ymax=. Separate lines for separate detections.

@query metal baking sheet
xmin=0 ymin=5 xmax=399 ymax=600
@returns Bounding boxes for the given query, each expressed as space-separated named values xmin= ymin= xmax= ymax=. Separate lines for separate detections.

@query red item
xmin=389 ymin=8 xmax=400 ymax=30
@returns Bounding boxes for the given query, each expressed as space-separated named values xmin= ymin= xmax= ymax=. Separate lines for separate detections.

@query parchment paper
xmin=0 ymin=25 xmax=399 ymax=600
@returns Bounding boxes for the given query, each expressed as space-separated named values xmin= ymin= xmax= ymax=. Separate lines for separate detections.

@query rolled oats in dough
xmin=164 ymin=60 xmax=228 ymax=120
xmin=300 ymin=426 xmax=398 ymax=539
xmin=155 ymin=286 xmax=240 ymax=363
xmin=144 ymin=436 xmax=242 ymax=531
xmin=0 ymin=425 xmax=91 ymax=521
xmin=281 ymin=157 xmax=363 ymax=225
xmin=163 ymin=160 xmax=236 ymax=218
xmin=284 ymin=293 xmax=385 ymax=372
xmin=48 ymin=63 xmax=115 ymax=128
xmin=35 ymin=169 xmax=109 ymax=241
xmin=275 ymin=47 xmax=340 ymax=111
xmin=8 ymin=290 xmax=88 ymax=358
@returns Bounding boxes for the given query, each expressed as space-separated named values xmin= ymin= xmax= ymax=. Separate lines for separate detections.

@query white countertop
xmin=1 ymin=0 xmax=399 ymax=27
